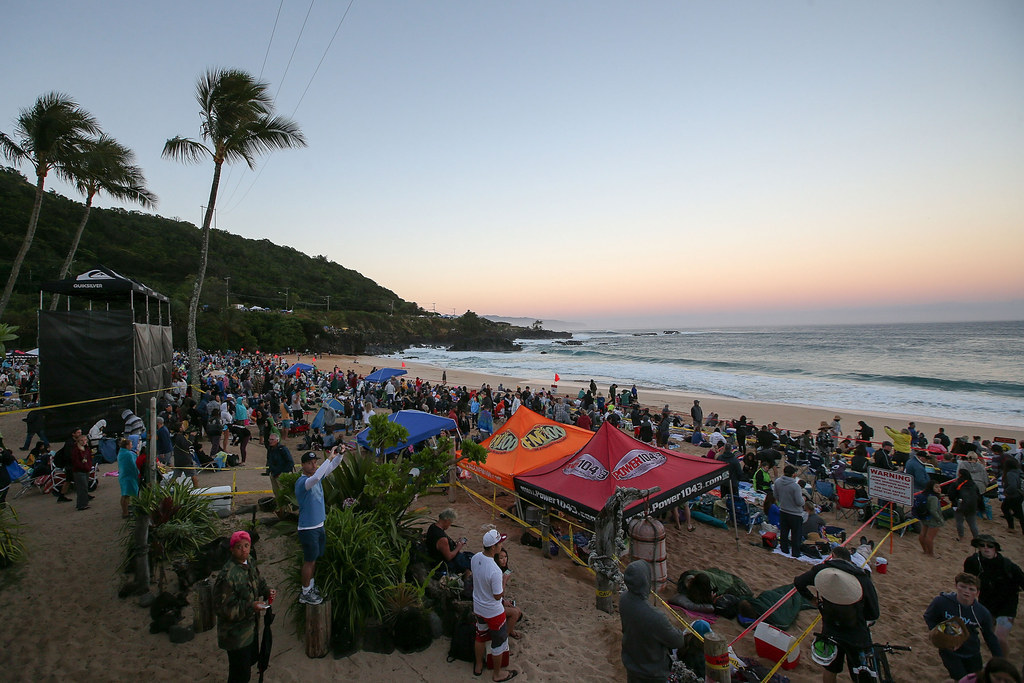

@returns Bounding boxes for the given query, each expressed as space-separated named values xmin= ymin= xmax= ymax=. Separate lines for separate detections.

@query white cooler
xmin=192 ymin=485 xmax=233 ymax=517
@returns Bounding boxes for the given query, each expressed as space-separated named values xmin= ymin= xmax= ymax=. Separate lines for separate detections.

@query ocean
xmin=389 ymin=320 xmax=1024 ymax=429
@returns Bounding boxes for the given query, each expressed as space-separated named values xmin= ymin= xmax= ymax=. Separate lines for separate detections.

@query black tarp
xmin=38 ymin=310 xmax=171 ymax=439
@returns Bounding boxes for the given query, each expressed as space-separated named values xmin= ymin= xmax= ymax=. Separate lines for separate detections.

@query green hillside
xmin=0 ymin=167 xmax=566 ymax=353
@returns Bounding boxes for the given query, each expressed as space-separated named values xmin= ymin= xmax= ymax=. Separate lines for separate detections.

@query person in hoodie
xmin=773 ymin=464 xmax=805 ymax=559
xmin=620 ymin=560 xmax=686 ymax=683
xmin=794 ymin=546 xmax=879 ymax=683
xmin=963 ymin=535 xmax=1024 ymax=657
xmin=925 ymin=572 xmax=1002 ymax=680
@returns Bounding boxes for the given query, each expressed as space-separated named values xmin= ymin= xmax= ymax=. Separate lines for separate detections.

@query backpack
xmin=912 ymin=492 xmax=931 ymax=520
xmin=446 ymin=620 xmax=476 ymax=663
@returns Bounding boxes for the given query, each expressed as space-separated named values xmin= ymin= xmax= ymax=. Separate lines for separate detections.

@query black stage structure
xmin=37 ymin=266 xmax=172 ymax=438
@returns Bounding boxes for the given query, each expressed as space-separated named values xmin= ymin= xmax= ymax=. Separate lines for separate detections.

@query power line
xmin=274 ymin=0 xmax=317 ymax=102
xmin=259 ymin=0 xmax=285 ymax=79
xmin=290 ymin=0 xmax=356 ymax=117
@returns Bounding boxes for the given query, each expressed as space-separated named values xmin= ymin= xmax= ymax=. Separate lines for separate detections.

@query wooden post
xmin=540 ymin=506 xmax=551 ymax=559
xmin=703 ymin=632 xmax=730 ymax=683
xmin=192 ymin=577 xmax=217 ymax=633
xmin=305 ymin=600 xmax=332 ymax=658
xmin=447 ymin=440 xmax=456 ymax=503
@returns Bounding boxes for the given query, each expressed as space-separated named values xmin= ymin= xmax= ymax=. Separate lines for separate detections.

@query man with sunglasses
xmin=964 ymin=535 xmax=1024 ymax=657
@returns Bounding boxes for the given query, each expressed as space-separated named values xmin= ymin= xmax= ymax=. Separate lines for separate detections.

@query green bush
xmin=119 ymin=481 xmax=220 ymax=589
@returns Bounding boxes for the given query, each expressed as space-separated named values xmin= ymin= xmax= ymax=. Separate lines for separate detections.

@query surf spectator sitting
xmin=425 ymin=508 xmax=472 ymax=576
xmin=494 ymin=548 xmax=523 ymax=639
xmin=873 ymin=441 xmax=897 ymax=471
xmin=762 ymin=491 xmax=781 ymax=528
xmin=741 ymin=453 xmax=759 ymax=482
xmin=752 ymin=460 xmax=773 ymax=494
xmin=802 ymin=501 xmax=826 ymax=542
xmin=707 ymin=427 xmax=726 ymax=448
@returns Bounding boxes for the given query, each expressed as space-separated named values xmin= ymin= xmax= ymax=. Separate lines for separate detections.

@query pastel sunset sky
xmin=3 ymin=1 xmax=1022 ymax=327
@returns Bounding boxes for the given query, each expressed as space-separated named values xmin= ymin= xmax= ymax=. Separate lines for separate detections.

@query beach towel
xmin=669 ymin=604 xmax=718 ymax=623
xmin=770 ymin=546 xmax=824 ymax=565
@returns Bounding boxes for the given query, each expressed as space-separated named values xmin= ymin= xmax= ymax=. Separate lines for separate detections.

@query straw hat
xmin=813 ymin=568 xmax=863 ymax=605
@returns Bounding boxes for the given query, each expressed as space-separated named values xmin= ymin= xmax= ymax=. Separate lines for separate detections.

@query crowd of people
xmin=4 ymin=351 xmax=1024 ymax=682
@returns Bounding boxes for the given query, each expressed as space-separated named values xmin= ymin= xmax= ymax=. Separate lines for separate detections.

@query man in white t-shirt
xmin=471 ymin=529 xmax=517 ymax=681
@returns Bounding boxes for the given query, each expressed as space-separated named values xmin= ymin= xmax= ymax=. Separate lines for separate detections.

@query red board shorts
xmin=475 ymin=611 xmax=509 ymax=660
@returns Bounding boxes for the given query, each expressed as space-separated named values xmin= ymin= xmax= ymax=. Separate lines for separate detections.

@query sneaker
xmin=57 ymin=495 xmax=72 ymax=503
xmin=299 ymin=587 xmax=323 ymax=605
xmin=76 ymin=505 xmax=90 ymax=511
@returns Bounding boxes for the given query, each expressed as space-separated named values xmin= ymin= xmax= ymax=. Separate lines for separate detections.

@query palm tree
xmin=163 ymin=68 xmax=306 ymax=388
xmin=0 ymin=92 xmax=99 ymax=320
xmin=50 ymin=134 xmax=158 ymax=310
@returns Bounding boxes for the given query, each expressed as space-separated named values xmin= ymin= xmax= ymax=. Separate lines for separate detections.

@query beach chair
xmin=721 ymin=494 xmax=753 ymax=531
xmin=835 ymin=483 xmax=868 ymax=520
xmin=814 ymin=480 xmax=837 ymax=508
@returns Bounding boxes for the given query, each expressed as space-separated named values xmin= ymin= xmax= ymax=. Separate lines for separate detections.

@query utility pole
xmin=390 ymin=300 xmax=394 ymax=315
xmin=324 ymin=295 xmax=330 ymax=311
xmin=225 ymin=276 xmax=230 ymax=308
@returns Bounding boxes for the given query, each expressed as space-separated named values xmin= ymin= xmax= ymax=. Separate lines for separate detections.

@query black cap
xmin=300 ymin=451 xmax=319 ymax=463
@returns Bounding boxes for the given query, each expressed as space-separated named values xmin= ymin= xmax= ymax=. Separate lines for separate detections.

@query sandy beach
xmin=1 ymin=352 xmax=1021 ymax=682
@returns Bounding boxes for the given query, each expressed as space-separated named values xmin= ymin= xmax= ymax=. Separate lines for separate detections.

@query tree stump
xmin=305 ymin=600 xmax=332 ymax=658
xmin=191 ymin=578 xmax=217 ymax=633
xmin=703 ymin=632 xmax=730 ymax=683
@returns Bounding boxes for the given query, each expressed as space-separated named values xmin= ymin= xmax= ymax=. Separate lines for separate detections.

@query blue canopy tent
xmin=285 ymin=362 xmax=315 ymax=375
xmin=365 ymin=367 xmax=407 ymax=383
xmin=310 ymin=397 xmax=345 ymax=431
xmin=356 ymin=410 xmax=457 ymax=455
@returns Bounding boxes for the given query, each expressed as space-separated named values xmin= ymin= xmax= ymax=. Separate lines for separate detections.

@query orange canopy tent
xmin=462 ymin=406 xmax=594 ymax=491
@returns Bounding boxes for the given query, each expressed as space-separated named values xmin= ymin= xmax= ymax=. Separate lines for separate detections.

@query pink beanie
xmin=230 ymin=530 xmax=251 ymax=548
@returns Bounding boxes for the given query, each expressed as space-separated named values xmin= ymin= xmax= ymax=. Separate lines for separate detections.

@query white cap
xmin=483 ymin=529 xmax=507 ymax=548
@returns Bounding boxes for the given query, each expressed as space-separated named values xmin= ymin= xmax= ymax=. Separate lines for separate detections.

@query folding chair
xmin=721 ymin=495 xmax=753 ymax=532
xmin=835 ymin=484 xmax=870 ymax=521
xmin=814 ymin=479 xmax=837 ymax=508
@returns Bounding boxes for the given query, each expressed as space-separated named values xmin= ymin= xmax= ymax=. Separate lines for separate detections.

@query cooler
xmin=192 ymin=485 xmax=232 ymax=517
xmin=754 ymin=622 xmax=800 ymax=670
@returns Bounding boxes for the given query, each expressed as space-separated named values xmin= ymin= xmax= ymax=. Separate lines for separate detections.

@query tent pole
xmin=729 ymin=479 xmax=740 ymax=548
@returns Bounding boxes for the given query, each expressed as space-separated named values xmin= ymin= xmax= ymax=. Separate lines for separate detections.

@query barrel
xmin=628 ymin=516 xmax=667 ymax=589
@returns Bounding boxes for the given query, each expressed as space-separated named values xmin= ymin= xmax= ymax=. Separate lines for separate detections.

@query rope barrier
xmin=0 ymin=385 xmax=178 ymax=417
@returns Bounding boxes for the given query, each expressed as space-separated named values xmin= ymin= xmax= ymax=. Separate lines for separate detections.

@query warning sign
xmin=868 ymin=467 xmax=913 ymax=506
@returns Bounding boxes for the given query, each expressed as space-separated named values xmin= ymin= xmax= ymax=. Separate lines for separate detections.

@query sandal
xmin=687 ymin=525 xmax=696 ymax=532
xmin=473 ymin=665 xmax=483 ymax=677
xmin=493 ymin=672 xmax=518 ymax=682
xmin=509 ymin=630 xmax=522 ymax=639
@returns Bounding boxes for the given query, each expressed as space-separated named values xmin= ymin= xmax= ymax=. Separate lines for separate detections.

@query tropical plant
xmin=0 ymin=92 xmax=99 ymax=319
xmin=0 ymin=505 xmax=27 ymax=568
xmin=0 ymin=323 xmax=18 ymax=356
xmin=163 ymin=68 xmax=306 ymax=389
xmin=50 ymin=133 xmax=156 ymax=310
xmin=118 ymin=481 xmax=219 ymax=590
xmin=289 ymin=506 xmax=410 ymax=637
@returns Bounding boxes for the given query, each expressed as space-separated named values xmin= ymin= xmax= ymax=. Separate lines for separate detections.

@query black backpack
xmin=912 ymin=492 xmax=931 ymax=520
xmin=446 ymin=620 xmax=476 ymax=663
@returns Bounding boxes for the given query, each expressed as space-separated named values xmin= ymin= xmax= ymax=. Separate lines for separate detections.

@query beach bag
xmin=928 ymin=616 xmax=969 ymax=650
xmin=446 ymin=620 xmax=476 ymax=663
xmin=912 ymin=492 xmax=931 ymax=520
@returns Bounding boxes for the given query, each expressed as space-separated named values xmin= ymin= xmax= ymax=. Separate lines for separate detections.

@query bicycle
xmin=813 ymin=634 xmax=910 ymax=683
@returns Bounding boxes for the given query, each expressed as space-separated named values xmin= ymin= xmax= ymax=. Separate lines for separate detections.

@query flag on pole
xmin=554 ymin=373 xmax=560 ymax=382
xmin=401 ymin=362 xmax=406 ymax=368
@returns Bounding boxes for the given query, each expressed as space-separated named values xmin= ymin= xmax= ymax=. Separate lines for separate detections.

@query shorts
xmin=823 ymin=640 xmax=869 ymax=676
xmin=298 ymin=527 xmax=326 ymax=562
xmin=475 ymin=612 xmax=509 ymax=658
xmin=996 ymin=615 xmax=1014 ymax=630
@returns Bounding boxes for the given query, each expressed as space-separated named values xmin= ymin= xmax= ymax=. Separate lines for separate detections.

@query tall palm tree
xmin=163 ymin=68 xmax=306 ymax=389
xmin=50 ymin=133 xmax=158 ymax=310
xmin=0 ymin=92 xmax=99 ymax=320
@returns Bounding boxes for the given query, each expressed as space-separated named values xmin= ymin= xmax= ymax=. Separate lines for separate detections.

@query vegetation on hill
xmin=0 ymin=166 xmax=568 ymax=352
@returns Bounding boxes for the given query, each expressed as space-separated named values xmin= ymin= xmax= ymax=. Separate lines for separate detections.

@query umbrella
xmin=365 ymin=367 xmax=407 ymax=383
xmin=257 ymin=605 xmax=275 ymax=682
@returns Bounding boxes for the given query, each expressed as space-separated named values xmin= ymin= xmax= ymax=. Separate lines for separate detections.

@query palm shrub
xmin=118 ymin=481 xmax=219 ymax=590
xmin=0 ymin=505 xmax=27 ymax=568
xmin=289 ymin=505 xmax=410 ymax=638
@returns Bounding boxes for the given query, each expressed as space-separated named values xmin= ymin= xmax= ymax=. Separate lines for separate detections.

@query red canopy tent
xmin=462 ymin=406 xmax=594 ymax=491
xmin=514 ymin=422 xmax=730 ymax=523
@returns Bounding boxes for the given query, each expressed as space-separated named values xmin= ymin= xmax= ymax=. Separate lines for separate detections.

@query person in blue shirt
xmin=904 ymin=450 xmax=930 ymax=492
xmin=295 ymin=446 xmax=345 ymax=605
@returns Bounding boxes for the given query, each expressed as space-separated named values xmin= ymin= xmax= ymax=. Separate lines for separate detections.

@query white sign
xmin=868 ymin=467 xmax=913 ymax=506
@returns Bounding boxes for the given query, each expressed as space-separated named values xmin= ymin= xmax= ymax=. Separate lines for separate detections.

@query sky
xmin=3 ymin=1 xmax=1023 ymax=328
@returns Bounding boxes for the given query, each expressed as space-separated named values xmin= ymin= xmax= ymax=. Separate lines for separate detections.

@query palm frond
xmin=0 ymin=132 xmax=27 ymax=163
xmin=162 ymin=136 xmax=210 ymax=164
